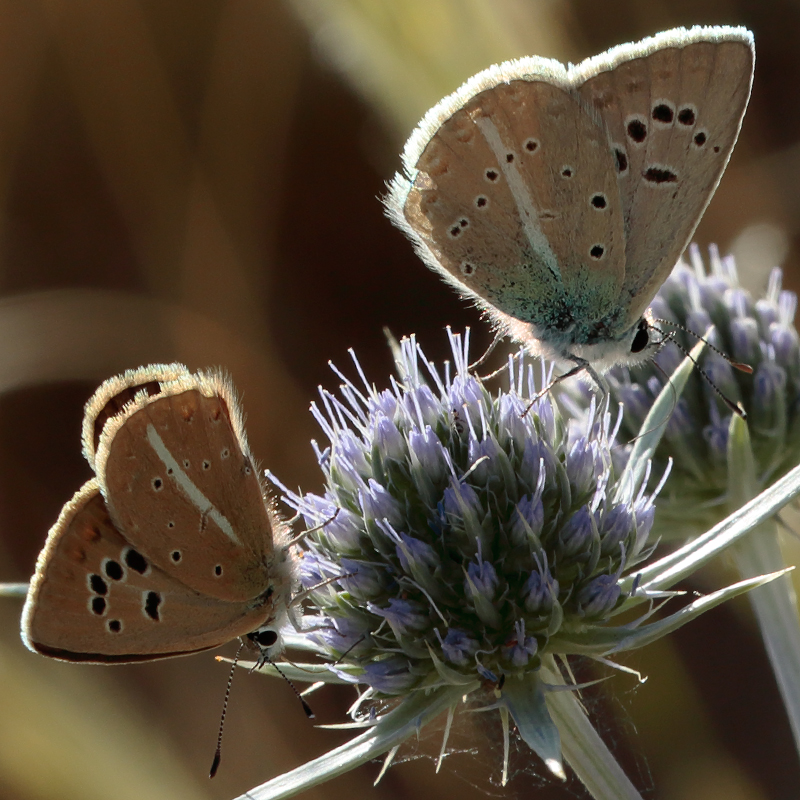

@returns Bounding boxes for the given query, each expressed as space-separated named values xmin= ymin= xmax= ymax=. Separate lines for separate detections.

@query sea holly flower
xmin=564 ymin=244 xmax=800 ymax=763
xmin=247 ymin=329 xmax=795 ymax=800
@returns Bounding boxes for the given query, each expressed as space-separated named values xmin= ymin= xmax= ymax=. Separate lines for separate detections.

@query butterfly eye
xmin=250 ymin=629 xmax=279 ymax=648
xmin=630 ymin=323 xmax=651 ymax=354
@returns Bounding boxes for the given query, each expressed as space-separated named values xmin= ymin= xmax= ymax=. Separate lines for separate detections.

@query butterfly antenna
xmin=256 ymin=654 xmax=315 ymax=720
xmin=209 ymin=640 xmax=245 ymax=778
xmin=653 ymin=324 xmax=747 ymax=418
xmin=653 ymin=319 xmax=753 ymax=374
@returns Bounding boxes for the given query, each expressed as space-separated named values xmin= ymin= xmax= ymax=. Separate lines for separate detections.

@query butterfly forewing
xmin=401 ymin=86 xmax=564 ymax=319
xmin=22 ymin=481 xmax=273 ymax=662
xmin=398 ymin=72 xmax=627 ymax=337
xmin=575 ymin=30 xmax=754 ymax=326
xmin=95 ymin=377 xmax=274 ymax=603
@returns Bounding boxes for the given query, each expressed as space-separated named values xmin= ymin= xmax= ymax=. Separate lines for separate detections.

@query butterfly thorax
xmin=250 ymin=554 xmax=292 ymax=611
xmin=501 ymin=305 xmax=660 ymax=371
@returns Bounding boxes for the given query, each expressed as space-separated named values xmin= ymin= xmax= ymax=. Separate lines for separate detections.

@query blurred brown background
xmin=0 ymin=1 xmax=798 ymax=799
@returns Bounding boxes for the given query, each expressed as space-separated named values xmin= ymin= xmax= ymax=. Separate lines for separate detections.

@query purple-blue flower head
xmin=272 ymin=331 xmax=658 ymax=695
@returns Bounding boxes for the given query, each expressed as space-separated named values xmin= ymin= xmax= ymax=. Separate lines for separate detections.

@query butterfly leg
xmin=522 ymin=360 xmax=589 ymax=416
xmin=469 ymin=328 xmax=505 ymax=371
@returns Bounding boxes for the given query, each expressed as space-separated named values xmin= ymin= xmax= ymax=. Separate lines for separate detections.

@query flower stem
xmin=541 ymin=657 xmax=644 ymax=800
xmin=727 ymin=412 xmax=800 ymax=760
xmin=733 ymin=520 xmax=800 ymax=758
xmin=0 ymin=583 xmax=29 ymax=597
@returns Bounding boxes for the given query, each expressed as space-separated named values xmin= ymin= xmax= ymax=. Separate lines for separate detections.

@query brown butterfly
xmin=385 ymin=26 xmax=754 ymax=383
xmin=21 ymin=364 xmax=295 ymax=663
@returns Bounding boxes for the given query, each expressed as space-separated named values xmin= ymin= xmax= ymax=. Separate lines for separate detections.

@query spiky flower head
xmin=558 ymin=246 xmax=800 ymax=772
xmin=276 ymin=332 xmax=658 ymax=701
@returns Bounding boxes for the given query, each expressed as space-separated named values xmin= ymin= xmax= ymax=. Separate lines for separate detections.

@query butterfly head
xmin=244 ymin=512 xmax=300 ymax=659
xmin=565 ymin=316 xmax=667 ymax=372
xmin=246 ymin=625 xmax=283 ymax=662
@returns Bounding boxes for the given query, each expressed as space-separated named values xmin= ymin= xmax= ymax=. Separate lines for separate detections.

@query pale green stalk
xmin=728 ymin=413 xmax=800 ymax=754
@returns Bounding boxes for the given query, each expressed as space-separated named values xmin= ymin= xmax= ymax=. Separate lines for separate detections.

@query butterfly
xmin=21 ymin=364 xmax=295 ymax=663
xmin=385 ymin=26 xmax=754 ymax=385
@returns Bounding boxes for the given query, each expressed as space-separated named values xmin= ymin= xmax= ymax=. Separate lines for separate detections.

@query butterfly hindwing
xmin=82 ymin=363 xmax=191 ymax=468
xmin=21 ymin=481 xmax=272 ymax=662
